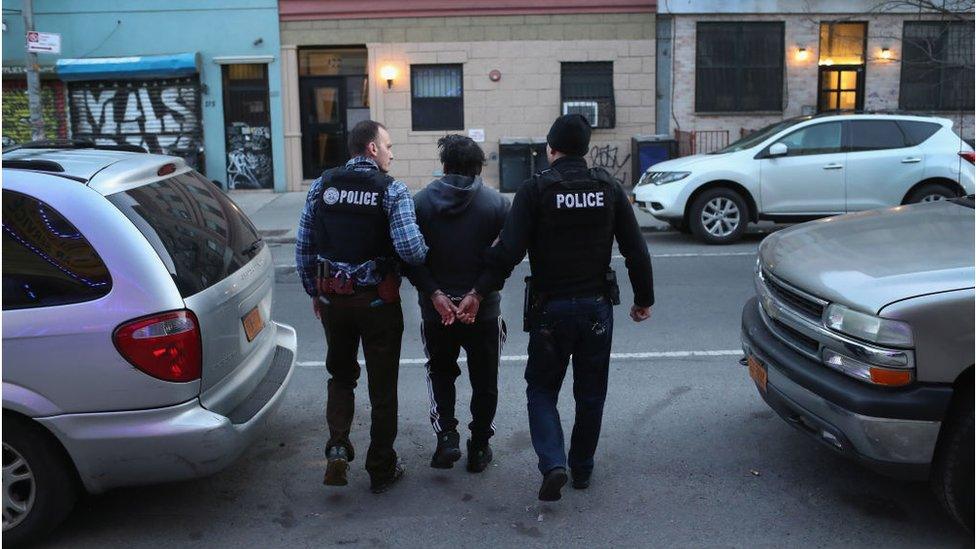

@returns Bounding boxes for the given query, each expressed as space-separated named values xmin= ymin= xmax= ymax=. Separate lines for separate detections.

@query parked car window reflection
xmin=1 ymin=190 xmax=112 ymax=310
xmin=776 ymin=122 xmax=842 ymax=156
xmin=107 ymin=171 xmax=263 ymax=298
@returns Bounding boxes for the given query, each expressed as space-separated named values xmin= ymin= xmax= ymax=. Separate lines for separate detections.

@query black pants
xmin=320 ymin=295 xmax=403 ymax=481
xmin=421 ymin=317 xmax=505 ymax=443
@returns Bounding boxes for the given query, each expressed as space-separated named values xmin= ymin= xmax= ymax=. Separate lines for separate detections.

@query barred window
xmin=696 ymin=22 xmax=784 ymax=112
xmin=900 ymin=22 xmax=975 ymax=111
xmin=410 ymin=64 xmax=463 ymax=131
xmin=560 ymin=62 xmax=615 ymax=129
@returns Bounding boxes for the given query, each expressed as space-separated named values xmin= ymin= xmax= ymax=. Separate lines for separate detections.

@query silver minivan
xmin=2 ymin=145 xmax=297 ymax=545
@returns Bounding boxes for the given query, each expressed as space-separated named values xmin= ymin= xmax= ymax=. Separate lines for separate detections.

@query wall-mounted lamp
xmin=380 ymin=65 xmax=397 ymax=89
xmin=880 ymin=47 xmax=892 ymax=60
xmin=795 ymin=48 xmax=809 ymax=61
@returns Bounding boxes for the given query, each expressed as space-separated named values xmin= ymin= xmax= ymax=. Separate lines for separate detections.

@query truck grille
xmin=763 ymin=270 xmax=825 ymax=320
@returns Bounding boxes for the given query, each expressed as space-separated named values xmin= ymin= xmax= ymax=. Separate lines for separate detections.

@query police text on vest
xmin=324 ymin=187 xmax=380 ymax=206
xmin=555 ymin=191 xmax=605 ymax=209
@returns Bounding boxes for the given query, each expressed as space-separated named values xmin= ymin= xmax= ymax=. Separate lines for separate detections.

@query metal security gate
xmin=68 ymin=77 xmax=204 ymax=172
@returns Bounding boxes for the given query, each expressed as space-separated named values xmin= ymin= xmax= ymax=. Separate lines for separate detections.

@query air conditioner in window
xmin=562 ymin=101 xmax=598 ymax=127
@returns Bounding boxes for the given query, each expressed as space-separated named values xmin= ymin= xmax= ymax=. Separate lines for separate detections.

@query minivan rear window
xmin=107 ymin=171 xmax=263 ymax=297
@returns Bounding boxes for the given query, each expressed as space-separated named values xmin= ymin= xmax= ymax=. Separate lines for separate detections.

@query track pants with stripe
xmin=421 ymin=317 xmax=505 ymax=443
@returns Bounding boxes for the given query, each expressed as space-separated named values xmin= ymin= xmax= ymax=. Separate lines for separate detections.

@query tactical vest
xmin=530 ymin=166 xmax=616 ymax=293
xmin=312 ymin=167 xmax=394 ymax=265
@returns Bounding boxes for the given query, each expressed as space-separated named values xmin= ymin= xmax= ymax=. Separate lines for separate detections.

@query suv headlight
xmin=636 ymin=171 xmax=690 ymax=187
xmin=823 ymin=304 xmax=914 ymax=347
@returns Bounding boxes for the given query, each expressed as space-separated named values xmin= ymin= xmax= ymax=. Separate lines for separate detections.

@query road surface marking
xmin=276 ymin=251 xmax=756 ymax=271
xmin=297 ymin=349 xmax=742 ymax=367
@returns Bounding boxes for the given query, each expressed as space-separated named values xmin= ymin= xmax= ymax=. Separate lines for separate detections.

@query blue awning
xmin=56 ymin=52 xmax=200 ymax=82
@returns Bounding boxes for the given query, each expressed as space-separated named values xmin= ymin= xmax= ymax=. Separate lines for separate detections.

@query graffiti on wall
xmin=225 ymin=122 xmax=273 ymax=189
xmin=589 ymin=143 xmax=631 ymax=186
xmin=1 ymin=82 xmax=68 ymax=146
xmin=69 ymin=79 xmax=203 ymax=171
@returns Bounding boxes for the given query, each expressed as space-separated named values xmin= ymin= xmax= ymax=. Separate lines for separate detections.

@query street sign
xmin=26 ymin=31 xmax=61 ymax=54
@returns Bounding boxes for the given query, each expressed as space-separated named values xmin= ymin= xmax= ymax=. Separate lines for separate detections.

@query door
xmin=759 ymin=121 xmax=846 ymax=214
xmin=818 ymin=66 xmax=865 ymax=112
xmin=844 ymin=119 xmax=924 ymax=211
xmin=222 ymin=64 xmax=274 ymax=190
xmin=300 ymin=77 xmax=346 ymax=179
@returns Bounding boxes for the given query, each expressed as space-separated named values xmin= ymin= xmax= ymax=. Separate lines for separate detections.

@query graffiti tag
xmin=589 ymin=143 xmax=631 ymax=186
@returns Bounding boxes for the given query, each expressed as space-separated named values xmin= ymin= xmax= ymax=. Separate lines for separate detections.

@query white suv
xmin=634 ymin=114 xmax=975 ymax=244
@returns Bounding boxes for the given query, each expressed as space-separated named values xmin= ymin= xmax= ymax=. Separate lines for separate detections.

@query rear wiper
xmin=242 ymin=239 xmax=263 ymax=255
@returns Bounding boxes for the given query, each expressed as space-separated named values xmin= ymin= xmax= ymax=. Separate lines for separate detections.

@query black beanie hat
xmin=546 ymin=114 xmax=591 ymax=157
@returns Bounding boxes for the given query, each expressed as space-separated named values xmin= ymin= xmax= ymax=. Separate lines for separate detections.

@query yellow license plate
xmin=747 ymin=354 xmax=767 ymax=393
xmin=242 ymin=306 xmax=264 ymax=342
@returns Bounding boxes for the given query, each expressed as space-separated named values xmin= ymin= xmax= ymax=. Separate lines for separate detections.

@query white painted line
xmin=274 ymin=251 xmax=756 ymax=272
xmin=297 ymin=349 xmax=742 ymax=368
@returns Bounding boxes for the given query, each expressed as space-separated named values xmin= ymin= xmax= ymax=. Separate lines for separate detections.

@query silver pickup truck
xmin=740 ymin=197 xmax=974 ymax=531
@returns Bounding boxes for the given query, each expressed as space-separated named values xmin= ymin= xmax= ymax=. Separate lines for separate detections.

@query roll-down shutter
xmin=68 ymin=77 xmax=204 ymax=172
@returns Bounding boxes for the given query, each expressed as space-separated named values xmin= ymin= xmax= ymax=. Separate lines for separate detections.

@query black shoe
xmin=323 ymin=447 xmax=349 ymax=486
xmin=466 ymin=439 xmax=493 ymax=473
xmin=430 ymin=431 xmax=462 ymax=469
xmin=571 ymin=469 xmax=591 ymax=490
xmin=538 ymin=467 xmax=568 ymax=501
xmin=370 ymin=460 xmax=405 ymax=494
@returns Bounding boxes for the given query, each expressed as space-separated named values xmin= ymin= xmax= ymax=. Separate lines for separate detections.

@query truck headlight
xmin=823 ymin=304 xmax=914 ymax=347
xmin=822 ymin=348 xmax=913 ymax=387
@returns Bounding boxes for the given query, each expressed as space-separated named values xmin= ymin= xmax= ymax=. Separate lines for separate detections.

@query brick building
xmin=278 ymin=0 xmax=657 ymax=190
xmin=656 ymin=0 xmax=975 ymax=154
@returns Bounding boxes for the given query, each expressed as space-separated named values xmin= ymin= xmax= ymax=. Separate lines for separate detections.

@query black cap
xmin=546 ymin=114 xmax=591 ymax=157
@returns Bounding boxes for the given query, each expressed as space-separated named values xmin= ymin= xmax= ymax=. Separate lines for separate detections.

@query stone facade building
xmin=278 ymin=0 xmax=656 ymax=190
xmin=656 ymin=1 xmax=975 ymax=154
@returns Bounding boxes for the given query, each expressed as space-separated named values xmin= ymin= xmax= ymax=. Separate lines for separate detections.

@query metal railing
xmin=674 ymin=129 xmax=730 ymax=156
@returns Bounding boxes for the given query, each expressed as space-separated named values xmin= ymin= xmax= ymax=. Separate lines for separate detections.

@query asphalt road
xmin=40 ymin=230 xmax=972 ymax=548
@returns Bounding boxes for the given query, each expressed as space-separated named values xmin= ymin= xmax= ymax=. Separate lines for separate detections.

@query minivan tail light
xmin=959 ymin=151 xmax=975 ymax=164
xmin=113 ymin=310 xmax=202 ymax=382
xmin=157 ymin=163 xmax=177 ymax=176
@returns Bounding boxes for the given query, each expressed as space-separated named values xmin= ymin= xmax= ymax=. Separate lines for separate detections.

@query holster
xmin=523 ymin=276 xmax=543 ymax=332
xmin=316 ymin=260 xmax=354 ymax=296
xmin=605 ymin=268 xmax=621 ymax=306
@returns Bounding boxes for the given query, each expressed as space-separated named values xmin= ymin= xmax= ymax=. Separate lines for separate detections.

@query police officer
xmin=464 ymin=114 xmax=654 ymax=501
xmin=295 ymin=120 xmax=428 ymax=494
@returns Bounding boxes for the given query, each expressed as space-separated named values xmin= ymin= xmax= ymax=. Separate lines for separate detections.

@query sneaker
xmin=323 ymin=447 xmax=350 ymax=486
xmin=430 ymin=431 xmax=462 ymax=469
xmin=538 ymin=467 xmax=568 ymax=501
xmin=466 ymin=439 xmax=493 ymax=473
xmin=370 ymin=460 xmax=405 ymax=494
xmin=571 ymin=469 xmax=591 ymax=490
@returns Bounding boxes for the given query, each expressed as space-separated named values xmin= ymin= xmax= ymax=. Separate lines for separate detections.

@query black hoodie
xmin=407 ymin=174 xmax=510 ymax=322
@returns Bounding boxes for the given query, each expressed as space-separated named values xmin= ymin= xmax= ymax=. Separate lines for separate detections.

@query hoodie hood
xmin=425 ymin=174 xmax=483 ymax=216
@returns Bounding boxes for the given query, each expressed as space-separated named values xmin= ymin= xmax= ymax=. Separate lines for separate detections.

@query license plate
xmin=242 ymin=306 xmax=264 ymax=342
xmin=747 ymin=354 xmax=767 ymax=393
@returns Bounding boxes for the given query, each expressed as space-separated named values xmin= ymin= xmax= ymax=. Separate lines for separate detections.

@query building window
xmin=560 ymin=62 xmax=615 ymax=129
xmin=900 ymin=21 xmax=975 ymax=111
xmin=410 ymin=64 xmax=463 ymax=131
xmin=695 ymin=22 xmax=784 ymax=112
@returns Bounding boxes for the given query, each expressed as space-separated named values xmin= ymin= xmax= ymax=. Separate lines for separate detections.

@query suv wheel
xmin=907 ymin=183 xmax=957 ymax=204
xmin=689 ymin=188 xmax=748 ymax=245
xmin=931 ymin=385 xmax=974 ymax=532
xmin=2 ymin=414 xmax=78 ymax=546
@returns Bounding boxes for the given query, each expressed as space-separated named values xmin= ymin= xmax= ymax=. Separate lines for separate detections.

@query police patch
xmin=555 ymin=191 xmax=605 ymax=209
xmin=323 ymin=187 xmax=340 ymax=205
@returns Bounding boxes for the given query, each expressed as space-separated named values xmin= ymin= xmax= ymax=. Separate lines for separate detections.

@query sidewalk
xmin=228 ymin=190 xmax=670 ymax=244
